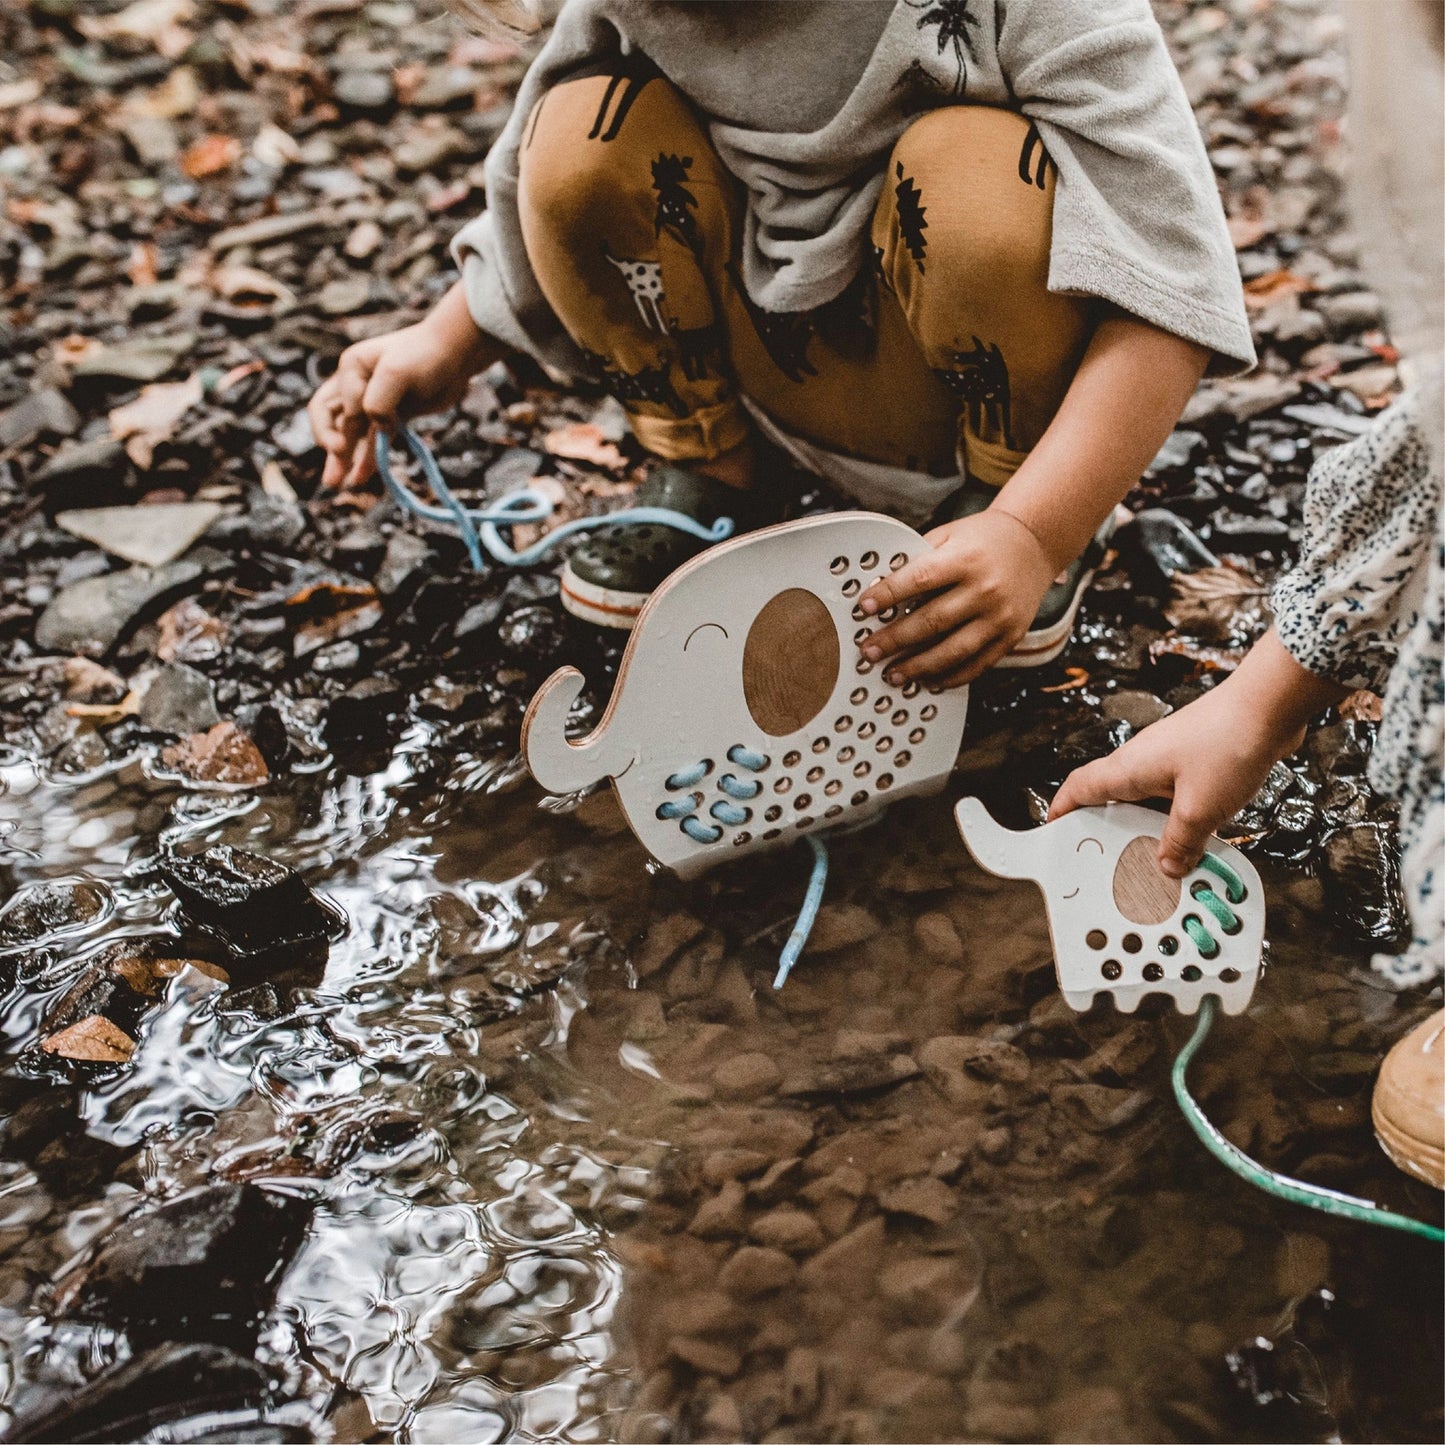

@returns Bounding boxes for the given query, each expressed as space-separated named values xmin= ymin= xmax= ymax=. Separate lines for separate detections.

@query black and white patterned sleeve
xmin=1271 ymin=386 xmax=1443 ymax=692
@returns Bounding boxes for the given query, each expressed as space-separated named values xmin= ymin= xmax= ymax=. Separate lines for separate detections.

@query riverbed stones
xmin=56 ymin=502 xmax=225 ymax=569
xmin=138 ymin=663 xmax=220 ymax=735
xmin=35 ymin=558 xmax=213 ymax=657
xmin=719 ymin=1246 xmax=796 ymax=1300
xmin=713 ymin=1052 xmax=782 ymax=1100
xmin=749 ymin=1208 xmax=825 ymax=1257
xmin=0 ymin=387 xmax=80 ymax=448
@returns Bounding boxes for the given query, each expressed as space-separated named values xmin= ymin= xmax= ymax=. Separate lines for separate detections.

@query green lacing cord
xmin=1199 ymin=852 xmax=1246 ymax=903
xmin=1173 ymin=997 xmax=1445 ymax=1243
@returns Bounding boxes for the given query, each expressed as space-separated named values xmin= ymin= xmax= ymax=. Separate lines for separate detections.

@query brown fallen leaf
xmin=1041 ymin=667 xmax=1091 ymax=694
xmin=63 ymin=657 xmax=128 ymax=703
xmin=65 ymin=691 xmax=142 ymax=724
xmin=543 ymin=422 xmax=625 ymax=470
xmin=1340 ymin=690 xmax=1385 ymax=723
xmin=157 ymin=596 xmax=228 ymax=663
xmin=1164 ymin=563 xmax=1271 ymax=646
xmin=127 ymin=241 xmax=160 ymax=287
xmin=40 ymin=1015 xmax=135 ymax=1064
xmin=112 ymin=953 xmax=229 ymax=993
xmin=1148 ymin=636 xmax=1244 ymax=673
xmin=160 ymin=721 xmax=270 ymax=787
xmin=1243 ymin=268 xmax=1315 ymax=313
xmin=286 ymin=581 xmax=383 ymax=657
xmin=109 ymin=373 xmax=205 ymax=468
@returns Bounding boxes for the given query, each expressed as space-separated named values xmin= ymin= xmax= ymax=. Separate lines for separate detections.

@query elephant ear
xmin=1112 ymin=835 xmax=1181 ymax=924
xmin=742 ymin=587 xmax=840 ymax=736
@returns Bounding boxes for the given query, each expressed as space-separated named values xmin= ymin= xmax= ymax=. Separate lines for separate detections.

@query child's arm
xmin=1048 ymin=631 xmax=1350 ymax=876
xmin=308 ymin=281 xmax=506 ymax=489
xmin=858 ymin=315 xmax=1209 ymax=686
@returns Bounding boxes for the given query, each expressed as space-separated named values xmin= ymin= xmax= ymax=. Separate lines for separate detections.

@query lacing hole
xmin=1159 ymin=936 xmax=1178 ymax=956
xmin=837 ymin=746 xmax=855 ymax=763
xmin=812 ymin=737 xmax=829 ymax=753
xmin=795 ymin=794 xmax=812 ymax=810
xmin=824 ymin=780 xmax=842 ymax=796
xmin=1101 ymin=960 xmax=1122 ymax=981
xmin=854 ymin=627 xmax=872 ymax=645
xmin=876 ymin=736 xmax=893 ymax=754
xmin=877 ymin=773 xmax=894 ymax=790
xmin=775 ymin=777 xmax=792 ymax=794
xmin=854 ymin=761 xmax=871 ymax=778
xmin=806 ymin=766 xmax=824 ymax=783
xmin=908 ymin=728 xmax=926 ymax=745
xmin=1181 ymin=965 xmax=1202 ymax=983
xmin=893 ymin=751 xmax=912 ymax=767
xmin=733 ymin=831 xmax=752 ymax=846
xmin=879 ymin=606 xmax=897 ymax=623
xmin=1086 ymin=930 xmax=1107 ymax=950
xmin=920 ymin=704 xmax=937 ymax=721
xmin=850 ymin=687 xmax=868 ymax=705
xmin=842 ymin=579 xmax=861 ymax=598
xmin=1220 ymin=967 xmax=1241 ymax=983
xmin=901 ymin=680 xmax=920 ymax=698
xmin=873 ymin=696 xmax=891 ymax=714
xmin=858 ymin=722 xmax=876 ymax=739
xmin=852 ymin=604 xmax=868 ymax=622
xmin=890 ymin=552 xmax=908 ymax=571
xmin=764 ymin=805 xmax=782 ymax=822
xmin=860 ymin=551 xmax=878 ymax=569
xmin=891 ymin=710 xmax=908 ymax=726
xmin=763 ymin=828 xmax=781 ymax=840
xmin=830 ymin=556 xmax=848 ymax=574
xmin=825 ymin=805 xmax=843 ymax=818
xmin=783 ymin=750 xmax=801 ymax=767
xmin=835 ymin=716 xmax=853 ymax=733
xmin=796 ymin=817 xmax=813 ymax=829
xmin=1122 ymin=933 xmax=1141 ymax=953
xmin=856 ymin=658 xmax=873 ymax=674
xmin=1142 ymin=963 xmax=1164 ymax=982
xmin=851 ymin=790 xmax=869 ymax=806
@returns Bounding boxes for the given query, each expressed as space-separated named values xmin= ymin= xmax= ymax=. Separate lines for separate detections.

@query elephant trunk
xmin=522 ymin=667 xmax=636 ymax=796
xmin=954 ymin=797 xmax=1034 ymax=879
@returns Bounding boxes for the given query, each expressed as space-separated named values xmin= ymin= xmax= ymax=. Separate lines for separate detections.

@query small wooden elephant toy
xmin=955 ymin=798 xmax=1264 ymax=1015
xmin=523 ymin=514 xmax=971 ymax=878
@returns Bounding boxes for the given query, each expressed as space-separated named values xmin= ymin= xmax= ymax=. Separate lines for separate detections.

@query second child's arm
xmin=859 ymin=315 xmax=1210 ymax=687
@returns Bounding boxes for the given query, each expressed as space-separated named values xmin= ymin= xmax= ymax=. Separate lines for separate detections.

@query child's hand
xmin=307 ymin=281 xmax=496 ymax=489
xmin=1048 ymin=683 xmax=1302 ymax=878
xmin=856 ymin=509 xmax=1057 ymax=687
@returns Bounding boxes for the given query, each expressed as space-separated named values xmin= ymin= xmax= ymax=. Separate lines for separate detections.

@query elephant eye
xmin=1076 ymin=837 xmax=1105 ymax=854
xmin=684 ymin=622 xmax=729 ymax=650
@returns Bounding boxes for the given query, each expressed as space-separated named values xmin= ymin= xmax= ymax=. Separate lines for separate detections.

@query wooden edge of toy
xmin=521 ymin=666 xmax=597 ymax=794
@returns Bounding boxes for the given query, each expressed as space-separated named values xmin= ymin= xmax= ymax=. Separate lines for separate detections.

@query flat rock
xmin=718 ymin=1245 xmax=796 ymax=1300
xmin=57 ymin=502 xmax=225 ymax=568
xmin=139 ymin=664 xmax=221 ymax=736
xmin=0 ymin=879 xmax=112 ymax=952
xmin=712 ymin=1052 xmax=782 ymax=1100
xmin=878 ymin=1175 xmax=958 ymax=1226
xmin=73 ymin=334 xmax=195 ymax=383
xmin=0 ymin=387 xmax=80 ymax=448
xmin=35 ymin=558 xmax=211 ymax=657
xmin=782 ymin=1052 xmax=919 ymax=1097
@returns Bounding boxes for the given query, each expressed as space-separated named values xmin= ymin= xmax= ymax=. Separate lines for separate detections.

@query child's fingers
xmin=862 ymin=588 xmax=972 ymax=661
xmin=931 ymin=635 xmax=1014 ymax=689
xmin=1049 ymin=755 xmax=1163 ymax=820
xmin=340 ymin=425 xmax=378 ymax=490
xmin=858 ymin=546 xmax=957 ymax=618
xmin=1157 ymin=791 xmax=1216 ymax=878
xmin=360 ymin=361 xmax=412 ymax=428
xmin=307 ymin=380 xmax=345 ymax=454
xmin=880 ymin=618 xmax=1000 ymax=684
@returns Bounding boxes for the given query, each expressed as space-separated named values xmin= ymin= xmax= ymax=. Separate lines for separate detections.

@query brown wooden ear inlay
xmin=1112 ymin=835 xmax=1181 ymax=924
xmin=743 ymin=588 xmax=839 ymax=737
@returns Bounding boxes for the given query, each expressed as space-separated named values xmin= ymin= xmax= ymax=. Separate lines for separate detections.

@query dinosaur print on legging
xmin=586 ymin=52 xmax=657 ymax=142
xmin=652 ymin=153 xmax=703 ymax=259
xmin=673 ymin=320 xmax=727 ymax=382
xmin=580 ymin=348 xmax=689 ymax=417
xmin=935 ymin=336 xmax=1014 ymax=449
xmin=894 ymin=162 xmax=928 ymax=272
xmin=602 ymin=244 xmax=669 ymax=333
xmin=727 ymin=264 xmax=818 ymax=383
xmin=1018 ymin=122 xmax=1051 ymax=189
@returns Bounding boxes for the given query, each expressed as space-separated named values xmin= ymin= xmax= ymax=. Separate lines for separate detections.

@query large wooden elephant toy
xmin=523 ymin=514 xmax=971 ymax=878
xmin=956 ymin=798 xmax=1264 ymax=1014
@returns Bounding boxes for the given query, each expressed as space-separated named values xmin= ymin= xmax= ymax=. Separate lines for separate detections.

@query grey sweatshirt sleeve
xmin=999 ymin=0 xmax=1256 ymax=375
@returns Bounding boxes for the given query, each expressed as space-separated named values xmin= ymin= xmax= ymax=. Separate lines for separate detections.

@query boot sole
xmin=560 ymin=564 xmax=649 ymax=631
xmin=994 ymin=563 xmax=1096 ymax=670
xmin=1373 ymin=1108 xmax=1445 ymax=1189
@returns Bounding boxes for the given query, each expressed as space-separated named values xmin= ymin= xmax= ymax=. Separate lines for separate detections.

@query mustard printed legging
xmin=517 ymin=71 xmax=1091 ymax=488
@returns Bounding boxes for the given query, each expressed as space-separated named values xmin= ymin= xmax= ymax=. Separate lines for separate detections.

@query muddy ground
xmin=0 ymin=0 xmax=1442 ymax=1440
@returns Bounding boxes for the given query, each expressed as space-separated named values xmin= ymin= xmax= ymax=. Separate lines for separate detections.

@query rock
xmin=122 ymin=112 xmax=180 ymax=165
xmin=0 ymin=386 xmax=80 ymax=448
xmin=35 ymin=558 xmax=213 ymax=657
xmin=1120 ymin=510 xmax=1220 ymax=592
xmin=375 ymin=531 xmax=432 ymax=597
xmin=55 ymin=504 xmax=226 ymax=570
xmin=453 ymin=594 xmax=506 ymax=641
xmin=689 ymin=1180 xmax=747 ymax=1240
xmin=344 ymin=220 xmax=384 ymax=259
xmin=878 ymin=1175 xmax=957 ymax=1226
xmin=158 ymin=845 xmax=331 ymax=957
xmin=208 ymin=494 xmax=306 ymax=552
xmin=411 ymin=64 xmax=480 ymax=108
xmin=139 ymin=664 xmax=220 ymax=736
xmin=6 ymin=1342 xmax=273 ymax=1445
xmin=63 ymin=658 xmax=128 ymax=703
xmin=1148 ymin=428 xmax=1205 ymax=473
xmin=73 ymin=335 xmax=195 ymax=384
xmin=799 ymin=1215 xmax=886 ymax=1288
xmin=918 ymin=1036 xmax=1027 ymax=1102
xmin=782 ymin=1347 xmax=821 ymax=1418
xmin=64 ymin=1184 xmax=311 ymax=1346
xmin=782 ymin=1052 xmax=919 ymax=1097
xmin=718 ymin=1245 xmax=796 ymax=1300
xmin=912 ymin=911 xmax=963 ymax=965
xmin=806 ymin=903 xmax=881 ymax=954
xmin=713 ymin=1052 xmax=782 ymax=1100
xmin=1101 ymin=690 xmax=1171 ymax=731
xmin=878 ymin=1256 xmax=959 ymax=1323
xmin=749 ymin=1208 xmax=825 ymax=1256
xmin=1320 ymin=819 xmax=1410 ymax=948
xmin=394 ymin=124 xmax=468 ymax=173
xmin=1315 ymin=289 xmax=1382 ymax=336
xmin=700 ymin=1148 xmax=772 ymax=1186
xmin=1053 ymin=1084 xmax=1152 ymax=1134
xmin=32 ymin=437 xmax=132 ymax=511
xmin=160 ymin=722 xmax=269 ymax=787
xmin=333 ymin=69 xmax=395 ymax=112
xmin=318 ymin=274 xmax=373 ymax=316
xmin=323 ymin=676 xmax=405 ymax=744
xmin=635 ymin=913 xmax=708 ymax=979
xmin=669 ymin=1336 xmax=741 ymax=1379
xmin=0 ymin=879 xmax=111 ymax=951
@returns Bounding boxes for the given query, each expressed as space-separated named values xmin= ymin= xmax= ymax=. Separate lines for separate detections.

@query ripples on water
xmin=0 ymin=718 xmax=1441 ymax=1442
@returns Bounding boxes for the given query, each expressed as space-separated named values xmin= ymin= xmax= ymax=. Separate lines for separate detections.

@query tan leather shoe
xmin=1372 ymin=1009 xmax=1445 ymax=1188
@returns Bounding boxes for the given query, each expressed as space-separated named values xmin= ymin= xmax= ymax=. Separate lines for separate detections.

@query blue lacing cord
xmin=1173 ymin=998 xmax=1444 ymax=1243
xmin=374 ymin=426 xmax=735 ymax=571
xmin=774 ymin=835 xmax=829 ymax=990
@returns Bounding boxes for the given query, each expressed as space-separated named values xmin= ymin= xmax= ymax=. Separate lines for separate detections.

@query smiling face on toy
xmin=523 ymin=515 xmax=972 ymax=877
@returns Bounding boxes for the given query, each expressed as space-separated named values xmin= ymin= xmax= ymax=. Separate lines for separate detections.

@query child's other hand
xmin=856 ymin=509 xmax=1056 ymax=687
xmin=308 ymin=321 xmax=469 ymax=489
xmin=1048 ymin=686 xmax=1300 ymax=878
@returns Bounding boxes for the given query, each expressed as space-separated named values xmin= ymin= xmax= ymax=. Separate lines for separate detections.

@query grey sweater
xmin=454 ymin=0 xmax=1255 ymax=371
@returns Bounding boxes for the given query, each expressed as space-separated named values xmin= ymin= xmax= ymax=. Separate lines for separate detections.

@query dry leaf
xmin=160 ymin=721 xmax=270 ymax=786
xmin=543 ymin=422 xmax=625 ymax=470
xmin=63 ymin=657 xmax=127 ymax=703
xmin=1164 ymin=563 xmax=1271 ymax=646
xmin=127 ymin=241 xmax=160 ymax=287
xmin=1340 ymin=690 xmax=1384 ymax=723
xmin=109 ymin=373 xmax=205 ymax=468
xmin=181 ymin=133 xmax=243 ymax=179
xmin=40 ymin=1015 xmax=135 ymax=1064
xmin=1243 ymin=269 xmax=1315 ymax=313
xmin=210 ymin=263 xmax=296 ymax=308
xmin=157 ymin=596 xmax=228 ymax=663
xmin=1148 ymin=636 xmax=1243 ymax=673
xmin=1041 ymin=667 xmax=1091 ymax=694
xmin=65 ymin=690 xmax=142 ymax=724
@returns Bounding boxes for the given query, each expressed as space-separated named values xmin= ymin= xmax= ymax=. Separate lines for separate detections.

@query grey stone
xmin=122 ymin=113 xmax=180 ymax=165
xmin=73 ymin=335 xmax=196 ymax=383
xmin=272 ymin=408 xmax=317 ymax=458
xmin=376 ymin=531 xmax=432 ymax=597
xmin=395 ymin=125 xmax=468 ymax=173
xmin=333 ymin=70 xmax=395 ymax=112
xmin=411 ymin=65 xmax=480 ymax=109
xmin=33 ymin=436 xmax=127 ymax=488
xmin=35 ymin=559 xmax=211 ymax=657
xmin=0 ymin=879 xmax=112 ymax=951
xmin=317 ymin=274 xmax=373 ymax=316
xmin=0 ymin=388 xmax=81 ymax=448
xmin=1148 ymin=429 xmax=1205 ymax=473
xmin=1316 ymin=289 xmax=1382 ymax=337
xmin=1102 ymin=690 xmax=1171 ymax=731
xmin=139 ymin=664 xmax=221 ymax=736
xmin=56 ymin=502 xmax=225 ymax=569
xmin=205 ymin=494 xmax=306 ymax=551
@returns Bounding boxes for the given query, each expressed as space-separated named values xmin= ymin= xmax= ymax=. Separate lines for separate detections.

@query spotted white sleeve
xmin=1271 ymin=386 xmax=1443 ymax=692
